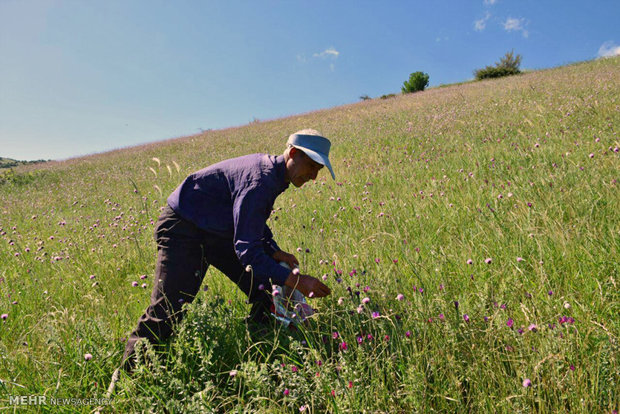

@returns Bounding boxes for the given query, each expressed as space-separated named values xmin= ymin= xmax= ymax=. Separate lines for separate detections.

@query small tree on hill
xmin=474 ymin=50 xmax=522 ymax=80
xmin=402 ymin=71 xmax=429 ymax=94
xmin=496 ymin=50 xmax=521 ymax=71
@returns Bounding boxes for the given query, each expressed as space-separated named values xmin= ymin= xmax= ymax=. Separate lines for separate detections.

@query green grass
xmin=0 ymin=57 xmax=618 ymax=413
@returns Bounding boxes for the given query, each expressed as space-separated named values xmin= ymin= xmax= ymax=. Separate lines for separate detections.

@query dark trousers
xmin=122 ymin=205 xmax=273 ymax=370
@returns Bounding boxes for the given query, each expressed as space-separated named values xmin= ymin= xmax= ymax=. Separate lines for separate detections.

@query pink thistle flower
xmin=229 ymin=370 xmax=237 ymax=377
xmin=1 ymin=313 xmax=8 ymax=321
xmin=348 ymin=381 xmax=353 ymax=389
xmin=463 ymin=314 xmax=470 ymax=322
xmin=589 ymin=153 xmax=594 ymax=158
xmin=291 ymin=365 xmax=298 ymax=373
xmin=523 ymin=378 xmax=532 ymax=387
xmin=356 ymin=305 xmax=364 ymax=314
xmin=340 ymin=342 xmax=348 ymax=350
xmin=141 ymin=283 xmax=147 ymax=289
xmin=332 ymin=332 xmax=339 ymax=339
xmin=516 ymin=257 xmax=524 ymax=262
xmin=284 ymin=389 xmax=290 ymax=396
xmin=396 ymin=294 xmax=404 ymax=301
xmin=362 ymin=297 xmax=370 ymax=304
xmin=337 ymin=297 xmax=344 ymax=305
xmin=405 ymin=331 xmax=411 ymax=338
xmin=485 ymin=258 xmax=492 ymax=264
xmin=357 ymin=336 xmax=363 ymax=344
xmin=375 ymin=258 xmax=380 ymax=264
xmin=371 ymin=311 xmax=380 ymax=319
xmin=84 ymin=353 xmax=93 ymax=361
xmin=528 ymin=324 xmax=537 ymax=332
xmin=131 ymin=281 xmax=138 ymax=287
xmin=507 ymin=318 xmax=514 ymax=328
xmin=466 ymin=259 xmax=473 ymax=265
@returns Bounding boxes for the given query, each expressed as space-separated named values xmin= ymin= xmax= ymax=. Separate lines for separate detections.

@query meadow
xmin=0 ymin=57 xmax=618 ymax=413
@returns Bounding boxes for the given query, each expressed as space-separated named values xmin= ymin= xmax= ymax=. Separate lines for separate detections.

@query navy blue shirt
xmin=167 ymin=154 xmax=291 ymax=286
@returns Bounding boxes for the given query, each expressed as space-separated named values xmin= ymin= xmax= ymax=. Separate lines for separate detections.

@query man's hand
xmin=284 ymin=273 xmax=331 ymax=298
xmin=272 ymin=250 xmax=299 ymax=270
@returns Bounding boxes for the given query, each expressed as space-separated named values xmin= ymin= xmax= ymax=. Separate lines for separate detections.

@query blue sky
xmin=1 ymin=0 xmax=619 ymax=161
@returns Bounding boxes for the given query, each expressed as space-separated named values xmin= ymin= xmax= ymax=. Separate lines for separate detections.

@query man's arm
xmin=232 ymin=185 xmax=291 ymax=286
xmin=262 ymin=224 xmax=281 ymax=256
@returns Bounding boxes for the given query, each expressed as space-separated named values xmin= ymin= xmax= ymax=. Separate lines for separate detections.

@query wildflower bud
xmin=245 ymin=265 xmax=252 ymax=272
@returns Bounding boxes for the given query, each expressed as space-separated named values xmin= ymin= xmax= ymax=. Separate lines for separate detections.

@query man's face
xmin=288 ymin=148 xmax=324 ymax=187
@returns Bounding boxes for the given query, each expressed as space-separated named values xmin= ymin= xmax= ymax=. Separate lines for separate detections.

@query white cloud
xmin=474 ymin=12 xmax=491 ymax=31
xmin=503 ymin=17 xmax=529 ymax=38
xmin=313 ymin=47 xmax=340 ymax=59
xmin=484 ymin=0 xmax=497 ymax=4
xmin=296 ymin=53 xmax=307 ymax=63
xmin=597 ymin=41 xmax=620 ymax=58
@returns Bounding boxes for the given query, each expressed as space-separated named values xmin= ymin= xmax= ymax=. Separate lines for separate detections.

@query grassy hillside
xmin=0 ymin=57 xmax=618 ymax=412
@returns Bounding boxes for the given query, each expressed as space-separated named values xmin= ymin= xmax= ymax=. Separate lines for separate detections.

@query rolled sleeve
xmin=232 ymin=185 xmax=290 ymax=286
